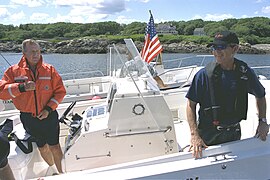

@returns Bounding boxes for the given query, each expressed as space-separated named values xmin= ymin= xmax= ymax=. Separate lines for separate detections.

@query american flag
xmin=141 ymin=11 xmax=162 ymax=63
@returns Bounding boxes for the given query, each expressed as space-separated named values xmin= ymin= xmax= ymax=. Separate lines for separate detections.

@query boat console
xmin=62 ymin=76 xmax=179 ymax=172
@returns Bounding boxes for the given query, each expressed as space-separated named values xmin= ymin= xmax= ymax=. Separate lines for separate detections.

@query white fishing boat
xmin=2 ymin=41 xmax=270 ymax=180
xmin=1 ymin=39 xmax=268 ymax=123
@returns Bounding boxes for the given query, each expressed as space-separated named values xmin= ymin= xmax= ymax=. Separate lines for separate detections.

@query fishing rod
xmin=0 ymin=52 xmax=12 ymax=66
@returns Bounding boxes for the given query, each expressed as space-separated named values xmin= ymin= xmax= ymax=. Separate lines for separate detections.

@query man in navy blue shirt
xmin=186 ymin=31 xmax=269 ymax=158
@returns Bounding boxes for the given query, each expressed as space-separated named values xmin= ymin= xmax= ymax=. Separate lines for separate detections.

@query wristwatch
xmin=259 ymin=118 xmax=267 ymax=123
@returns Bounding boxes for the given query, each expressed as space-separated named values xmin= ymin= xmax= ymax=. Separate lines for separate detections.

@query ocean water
xmin=1 ymin=53 xmax=270 ymax=79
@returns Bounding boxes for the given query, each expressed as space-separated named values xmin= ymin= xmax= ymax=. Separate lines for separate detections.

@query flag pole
xmin=156 ymin=53 xmax=163 ymax=65
xmin=149 ymin=10 xmax=162 ymax=66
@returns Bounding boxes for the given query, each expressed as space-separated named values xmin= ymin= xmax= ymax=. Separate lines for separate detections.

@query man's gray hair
xmin=22 ymin=39 xmax=40 ymax=53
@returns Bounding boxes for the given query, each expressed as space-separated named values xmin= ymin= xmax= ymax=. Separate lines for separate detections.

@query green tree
xmin=231 ymin=24 xmax=250 ymax=36
xmin=43 ymin=22 xmax=73 ymax=38
xmin=242 ymin=35 xmax=260 ymax=44
xmin=182 ymin=19 xmax=206 ymax=35
xmin=251 ymin=17 xmax=270 ymax=37
xmin=221 ymin=18 xmax=238 ymax=30
xmin=0 ymin=24 xmax=7 ymax=39
xmin=122 ymin=22 xmax=146 ymax=35
xmin=0 ymin=17 xmax=269 ymax=44
xmin=175 ymin=21 xmax=186 ymax=35
xmin=204 ymin=22 xmax=227 ymax=36
xmin=86 ymin=22 xmax=122 ymax=35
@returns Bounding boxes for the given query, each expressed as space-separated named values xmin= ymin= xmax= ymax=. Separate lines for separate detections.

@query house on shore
xmin=156 ymin=24 xmax=178 ymax=35
xmin=193 ymin=28 xmax=205 ymax=36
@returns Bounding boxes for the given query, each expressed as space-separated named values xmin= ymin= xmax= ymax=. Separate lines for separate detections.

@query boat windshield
xmin=118 ymin=39 xmax=159 ymax=90
xmin=105 ymin=39 xmax=160 ymax=113
xmin=120 ymin=39 xmax=149 ymax=77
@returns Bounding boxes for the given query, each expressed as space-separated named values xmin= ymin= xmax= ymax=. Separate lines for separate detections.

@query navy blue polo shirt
xmin=186 ymin=66 xmax=265 ymax=126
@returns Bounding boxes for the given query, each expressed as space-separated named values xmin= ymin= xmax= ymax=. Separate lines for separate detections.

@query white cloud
xmin=139 ymin=0 xmax=150 ymax=2
xmin=153 ymin=18 xmax=168 ymax=23
xmin=0 ymin=5 xmax=17 ymax=9
xmin=192 ymin=15 xmax=203 ymax=20
xmin=240 ymin=15 xmax=249 ymax=18
xmin=192 ymin=14 xmax=234 ymax=21
xmin=47 ymin=14 xmax=69 ymax=23
xmin=0 ymin=9 xmax=27 ymax=25
xmin=115 ymin=15 xmax=138 ymax=24
xmin=52 ymin=0 xmax=104 ymax=7
xmin=262 ymin=6 xmax=270 ymax=13
xmin=131 ymin=0 xmax=150 ymax=2
xmin=46 ymin=12 xmax=107 ymax=24
xmin=0 ymin=8 xmax=10 ymax=18
xmin=255 ymin=0 xmax=267 ymax=3
xmin=30 ymin=13 xmax=69 ymax=24
xmin=10 ymin=11 xmax=26 ymax=22
xmin=53 ymin=0 xmax=126 ymax=13
xmin=86 ymin=14 xmax=109 ymax=22
xmin=205 ymin=14 xmax=234 ymax=21
xmin=92 ymin=0 xmax=126 ymax=14
xmin=10 ymin=0 xmax=45 ymax=8
xmin=69 ymin=6 xmax=95 ymax=16
xmin=69 ymin=6 xmax=107 ymax=22
xmin=30 ymin=12 xmax=50 ymax=22
xmin=50 ymin=0 xmax=126 ymax=23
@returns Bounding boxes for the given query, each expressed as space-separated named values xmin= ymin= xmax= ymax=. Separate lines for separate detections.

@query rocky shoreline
xmin=0 ymin=38 xmax=269 ymax=54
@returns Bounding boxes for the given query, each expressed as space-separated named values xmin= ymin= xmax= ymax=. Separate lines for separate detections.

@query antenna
xmin=0 ymin=52 xmax=11 ymax=66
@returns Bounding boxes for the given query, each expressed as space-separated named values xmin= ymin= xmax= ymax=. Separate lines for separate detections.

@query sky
xmin=0 ymin=0 xmax=269 ymax=26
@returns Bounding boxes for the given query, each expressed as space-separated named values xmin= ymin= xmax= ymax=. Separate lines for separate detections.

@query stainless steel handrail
xmin=60 ymin=70 xmax=105 ymax=80
xmin=104 ymin=126 xmax=172 ymax=138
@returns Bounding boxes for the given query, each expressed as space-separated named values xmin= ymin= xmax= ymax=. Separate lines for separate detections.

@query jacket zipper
xmin=34 ymin=90 xmax=38 ymax=116
xmin=30 ymin=69 xmax=38 ymax=116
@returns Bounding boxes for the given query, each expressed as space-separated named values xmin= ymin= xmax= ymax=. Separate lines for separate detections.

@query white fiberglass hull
xmin=42 ymin=136 xmax=270 ymax=180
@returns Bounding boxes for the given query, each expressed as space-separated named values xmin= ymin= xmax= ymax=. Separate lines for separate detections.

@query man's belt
xmin=216 ymin=122 xmax=240 ymax=131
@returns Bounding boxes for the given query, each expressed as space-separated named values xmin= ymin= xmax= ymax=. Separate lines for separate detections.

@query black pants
xmin=199 ymin=124 xmax=241 ymax=146
xmin=20 ymin=111 xmax=60 ymax=147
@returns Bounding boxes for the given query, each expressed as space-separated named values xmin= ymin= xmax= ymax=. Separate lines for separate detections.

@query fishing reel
xmin=69 ymin=113 xmax=83 ymax=135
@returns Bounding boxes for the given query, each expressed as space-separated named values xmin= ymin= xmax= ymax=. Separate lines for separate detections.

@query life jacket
xmin=205 ymin=58 xmax=249 ymax=126
xmin=0 ymin=55 xmax=66 ymax=117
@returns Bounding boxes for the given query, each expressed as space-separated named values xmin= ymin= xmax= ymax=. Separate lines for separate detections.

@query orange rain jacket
xmin=0 ymin=55 xmax=66 ymax=117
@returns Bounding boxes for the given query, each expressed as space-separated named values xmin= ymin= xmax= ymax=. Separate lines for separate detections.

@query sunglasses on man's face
xmin=211 ymin=45 xmax=228 ymax=51
xmin=211 ymin=44 xmax=237 ymax=51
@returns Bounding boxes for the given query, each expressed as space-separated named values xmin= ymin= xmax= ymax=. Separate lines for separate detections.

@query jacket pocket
xmin=38 ymin=78 xmax=53 ymax=107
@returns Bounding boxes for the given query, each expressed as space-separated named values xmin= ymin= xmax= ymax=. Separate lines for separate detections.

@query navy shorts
xmin=0 ymin=133 xmax=9 ymax=168
xmin=20 ymin=111 xmax=60 ymax=147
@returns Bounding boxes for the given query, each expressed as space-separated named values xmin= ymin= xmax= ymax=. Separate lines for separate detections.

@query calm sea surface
xmin=1 ymin=53 xmax=270 ymax=80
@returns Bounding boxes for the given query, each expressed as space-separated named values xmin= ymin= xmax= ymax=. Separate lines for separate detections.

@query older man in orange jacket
xmin=0 ymin=39 xmax=66 ymax=174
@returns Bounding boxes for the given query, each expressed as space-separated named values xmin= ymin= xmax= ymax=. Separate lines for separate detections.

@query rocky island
xmin=0 ymin=38 xmax=269 ymax=54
